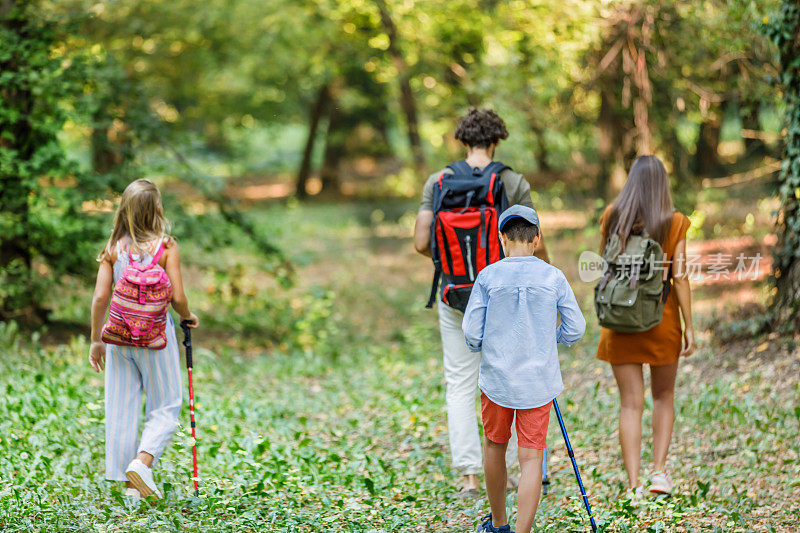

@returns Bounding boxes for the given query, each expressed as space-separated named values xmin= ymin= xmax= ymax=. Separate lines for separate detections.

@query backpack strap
xmin=483 ymin=160 xmax=510 ymax=177
xmin=426 ymin=268 xmax=441 ymax=309
xmin=432 ymin=172 xmax=449 ymax=214
xmin=127 ymin=247 xmax=138 ymax=267
xmin=446 ymin=160 xmax=474 ymax=175
xmin=128 ymin=239 xmax=167 ymax=270
xmin=486 ymin=162 xmax=510 ymax=211
xmin=146 ymin=239 xmax=167 ymax=268
xmin=426 ymin=216 xmax=442 ymax=308
xmin=446 ymin=160 xmax=511 ymax=178
xmin=661 ymin=258 xmax=672 ymax=303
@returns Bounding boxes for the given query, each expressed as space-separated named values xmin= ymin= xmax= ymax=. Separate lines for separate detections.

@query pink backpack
xmin=101 ymin=241 xmax=172 ymax=350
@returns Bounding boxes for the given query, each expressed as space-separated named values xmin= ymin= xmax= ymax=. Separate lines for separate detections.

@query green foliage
xmin=762 ymin=1 xmax=800 ymax=325
xmin=0 ymin=1 xmax=108 ymax=319
xmin=0 ymin=1 xmax=293 ymax=321
xmin=1 ymin=200 xmax=797 ymax=531
xmin=51 ymin=0 xmax=783 ymax=188
xmin=1 ymin=303 xmax=798 ymax=530
xmin=201 ymin=265 xmax=336 ymax=352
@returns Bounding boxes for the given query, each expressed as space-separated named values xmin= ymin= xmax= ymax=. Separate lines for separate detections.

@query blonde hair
xmin=98 ymin=179 xmax=171 ymax=261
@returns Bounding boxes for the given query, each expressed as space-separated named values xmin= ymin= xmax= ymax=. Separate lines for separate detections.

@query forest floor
xmin=2 ymin=193 xmax=799 ymax=532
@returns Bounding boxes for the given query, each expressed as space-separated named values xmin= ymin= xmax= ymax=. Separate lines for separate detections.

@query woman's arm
xmin=89 ymin=258 xmax=114 ymax=372
xmin=163 ymin=239 xmax=199 ymax=328
xmin=672 ymin=238 xmax=695 ymax=356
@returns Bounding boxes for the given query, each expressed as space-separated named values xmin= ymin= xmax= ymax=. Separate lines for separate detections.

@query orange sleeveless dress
xmin=595 ymin=207 xmax=691 ymax=367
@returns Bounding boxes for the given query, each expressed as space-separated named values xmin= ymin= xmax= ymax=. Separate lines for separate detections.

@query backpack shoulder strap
xmin=146 ymin=239 xmax=167 ymax=268
xmin=431 ymin=170 xmax=451 ymax=214
xmin=484 ymin=161 xmax=510 ymax=177
xmin=128 ymin=239 xmax=167 ymax=270
xmin=446 ymin=160 xmax=511 ymax=178
xmin=485 ymin=162 xmax=510 ymax=210
xmin=446 ymin=160 xmax=473 ymax=176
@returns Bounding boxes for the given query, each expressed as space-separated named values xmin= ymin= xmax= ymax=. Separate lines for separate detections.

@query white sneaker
xmin=623 ymin=485 xmax=644 ymax=506
xmin=123 ymin=487 xmax=142 ymax=507
xmin=648 ymin=471 xmax=674 ymax=495
xmin=125 ymin=459 xmax=162 ymax=499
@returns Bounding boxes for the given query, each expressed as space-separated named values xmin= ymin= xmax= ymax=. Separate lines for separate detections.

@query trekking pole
xmin=542 ymin=447 xmax=549 ymax=496
xmin=553 ymin=398 xmax=597 ymax=533
xmin=180 ymin=321 xmax=200 ymax=497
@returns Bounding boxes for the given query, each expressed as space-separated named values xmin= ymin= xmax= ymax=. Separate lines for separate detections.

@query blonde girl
xmin=89 ymin=179 xmax=198 ymax=500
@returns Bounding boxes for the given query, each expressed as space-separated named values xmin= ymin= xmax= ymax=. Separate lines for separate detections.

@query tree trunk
xmin=319 ymin=105 xmax=345 ymax=195
xmin=770 ymin=1 xmax=800 ymax=328
xmin=91 ymin=109 xmax=128 ymax=176
xmin=597 ymin=89 xmax=627 ymax=199
xmin=296 ymin=84 xmax=330 ymax=199
xmin=527 ymin=118 xmax=551 ymax=172
xmin=374 ymin=0 xmax=425 ymax=172
xmin=692 ymin=119 xmax=724 ymax=178
xmin=742 ymin=105 xmax=767 ymax=159
xmin=668 ymin=128 xmax=700 ymax=214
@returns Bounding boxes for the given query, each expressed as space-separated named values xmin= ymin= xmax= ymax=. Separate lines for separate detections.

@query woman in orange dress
xmin=596 ymin=155 xmax=696 ymax=500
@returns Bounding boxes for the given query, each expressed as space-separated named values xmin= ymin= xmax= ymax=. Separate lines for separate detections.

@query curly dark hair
xmin=454 ymin=108 xmax=509 ymax=148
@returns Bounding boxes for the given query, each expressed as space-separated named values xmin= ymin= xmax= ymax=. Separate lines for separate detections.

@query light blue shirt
xmin=462 ymin=256 xmax=586 ymax=409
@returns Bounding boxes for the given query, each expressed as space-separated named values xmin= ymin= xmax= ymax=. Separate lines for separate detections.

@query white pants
xmin=104 ymin=323 xmax=182 ymax=481
xmin=439 ymin=301 xmax=517 ymax=475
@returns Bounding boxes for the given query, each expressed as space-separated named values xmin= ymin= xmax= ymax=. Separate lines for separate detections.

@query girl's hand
xmin=680 ymin=328 xmax=696 ymax=357
xmin=89 ymin=342 xmax=106 ymax=372
xmin=180 ymin=311 xmax=200 ymax=328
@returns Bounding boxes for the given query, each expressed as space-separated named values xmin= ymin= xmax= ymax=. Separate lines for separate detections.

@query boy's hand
xmin=180 ymin=311 xmax=200 ymax=328
xmin=680 ymin=328 xmax=696 ymax=357
xmin=89 ymin=342 xmax=106 ymax=372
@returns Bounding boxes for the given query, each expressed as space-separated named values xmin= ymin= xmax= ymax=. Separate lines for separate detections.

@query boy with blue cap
xmin=463 ymin=205 xmax=586 ymax=533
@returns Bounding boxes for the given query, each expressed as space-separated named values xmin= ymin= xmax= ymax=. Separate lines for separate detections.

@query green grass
xmin=2 ymin=200 xmax=799 ymax=531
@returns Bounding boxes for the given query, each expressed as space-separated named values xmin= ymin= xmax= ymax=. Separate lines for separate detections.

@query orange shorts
xmin=480 ymin=392 xmax=551 ymax=449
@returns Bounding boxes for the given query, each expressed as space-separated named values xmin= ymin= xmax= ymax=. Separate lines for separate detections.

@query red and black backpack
xmin=426 ymin=160 xmax=510 ymax=312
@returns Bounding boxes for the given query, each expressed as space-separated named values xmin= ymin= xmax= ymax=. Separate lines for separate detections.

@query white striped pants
xmin=104 ymin=321 xmax=182 ymax=481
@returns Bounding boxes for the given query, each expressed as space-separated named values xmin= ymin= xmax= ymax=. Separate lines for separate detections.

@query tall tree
xmin=374 ymin=0 xmax=426 ymax=172
xmin=763 ymin=2 xmax=800 ymax=327
xmin=0 ymin=0 xmax=105 ymax=320
xmin=296 ymin=84 xmax=331 ymax=198
xmin=586 ymin=0 xmax=778 ymax=204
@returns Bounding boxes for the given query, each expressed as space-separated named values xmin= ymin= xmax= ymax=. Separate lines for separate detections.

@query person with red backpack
xmin=89 ymin=179 xmax=199 ymax=502
xmin=413 ymin=108 xmax=548 ymax=495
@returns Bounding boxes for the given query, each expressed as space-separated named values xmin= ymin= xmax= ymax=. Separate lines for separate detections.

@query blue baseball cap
xmin=498 ymin=204 xmax=540 ymax=233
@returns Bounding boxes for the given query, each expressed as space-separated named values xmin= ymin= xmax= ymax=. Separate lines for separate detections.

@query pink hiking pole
xmin=180 ymin=321 xmax=199 ymax=496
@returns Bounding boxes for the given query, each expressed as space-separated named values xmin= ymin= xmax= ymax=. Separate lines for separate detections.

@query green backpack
xmin=594 ymin=232 xmax=669 ymax=332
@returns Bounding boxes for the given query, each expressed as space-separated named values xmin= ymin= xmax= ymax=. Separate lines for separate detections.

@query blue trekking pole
xmin=542 ymin=448 xmax=549 ymax=495
xmin=553 ymin=398 xmax=597 ymax=532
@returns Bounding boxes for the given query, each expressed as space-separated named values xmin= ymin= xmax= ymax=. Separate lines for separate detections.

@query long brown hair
xmin=602 ymin=155 xmax=673 ymax=253
xmin=98 ymin=179 xmax=171 ymax=261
